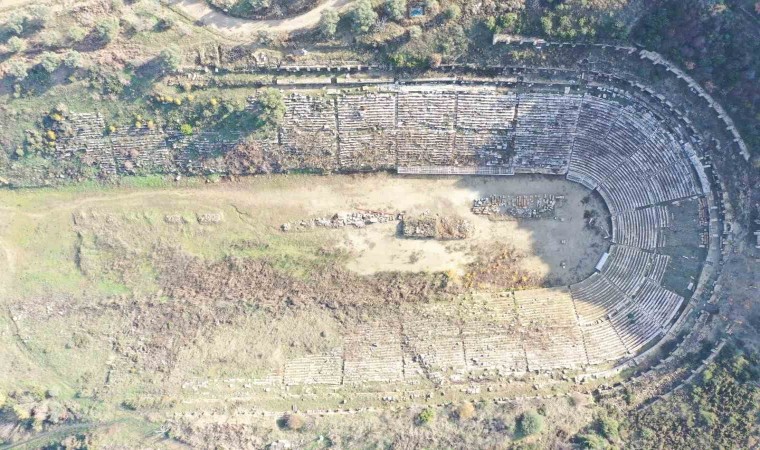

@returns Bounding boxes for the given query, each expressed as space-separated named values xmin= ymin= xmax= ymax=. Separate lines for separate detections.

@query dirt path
xmin=169 ymin=0 xmax=356 ymax=37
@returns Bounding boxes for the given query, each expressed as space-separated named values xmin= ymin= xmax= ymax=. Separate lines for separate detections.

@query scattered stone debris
xmin=164 ymin=214 xmax=186 ymax=224
xmin=472 ymin=194 xmax=565 ymax=219
xmin=197 ymin=212 xmax=224 ymax=224
xmin=281 ymin=211 xmax=398 ymax=232
xmin=402 ymin=211 xmax=473 ymax=240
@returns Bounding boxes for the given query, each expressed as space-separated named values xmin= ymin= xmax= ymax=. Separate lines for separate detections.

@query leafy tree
xmin=257 ymin=88 xmax=285 ymax=127
xmin=95 ymin=18 xmax=120 ymax=42
xmin=7 ymin=36 xmax=26 ymax=53
xmin=159 ymin=46 xmax=183 ymax=71
xmin=180 ymin=124 xmax=193 ymax=135
xmin=517 ymin=411 xmax=544 ymax=436
xmin=319 ymin=8 xmax=340 ymax=37
xmin=386 ymin=0 xmax=407 ymax=21
xmin=541 ymin=14 xmax=554 ymax=35
xmin=500 ymin=12 xmax=520 ymax=33
xmin=351 ymin=0 xmax=377 ymax=34
xmin=39 ymin=52 xmax=60 ymax=73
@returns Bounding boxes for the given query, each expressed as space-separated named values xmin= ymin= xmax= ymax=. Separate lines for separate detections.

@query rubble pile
xmin=281 ymin=211 xmax=398 ymax=232
xmin=402 ymin=212 xmax=473 ymax=240
xmin=472 ymin=194 xmax=564 ymax=219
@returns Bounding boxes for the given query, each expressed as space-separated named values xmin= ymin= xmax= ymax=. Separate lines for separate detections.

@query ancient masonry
xmin=55 ymin=73 xmax=722 ymax=385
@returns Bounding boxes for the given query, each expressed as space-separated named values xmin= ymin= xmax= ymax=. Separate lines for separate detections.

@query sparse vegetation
xmin=257 ymin=87 xmax=285 ymax=127
xmin=517 ymin=411 xmax=544 ymax=436
xmin=95 ymin=17 xmax=120 ymax=42
xmin=416 ymin=407 xmax=435 ymax=425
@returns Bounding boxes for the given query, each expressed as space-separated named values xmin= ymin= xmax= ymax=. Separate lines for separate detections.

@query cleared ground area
xmin=6 ymin=172 xmax=705 ymax=430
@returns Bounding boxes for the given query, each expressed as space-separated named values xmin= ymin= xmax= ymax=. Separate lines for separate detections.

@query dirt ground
xmin=335 ymin=175 xmax=609 ymax=286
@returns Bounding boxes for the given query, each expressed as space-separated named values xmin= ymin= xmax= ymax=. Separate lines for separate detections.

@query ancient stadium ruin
xmin=38 ymin=48 xmax=736 ymax=395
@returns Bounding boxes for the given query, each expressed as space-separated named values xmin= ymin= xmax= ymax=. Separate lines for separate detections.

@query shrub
xmin=39 ymin=30 xmax=64 ymax=47
xmin=4 ymin=13 xmax=26 ymax=36
xmin=64 ymin=51 xmax=84 ymax=69
xmin=257 ymin=87 xmax=285 ymax=127
xmin=179 ymin=124 xmax=193 ymax=135
xmin=283 ymin=413 xmax=305 ymax=430
xmin=155 ymin=15 xmax=176 ymax=31
xmin=416 ymin=407 xmax=435 ymax=425
xmin=96 ymin=18 xmax=120 ymax=42
xmin=428 ymin=53 xmax=442 ymax=68
xmin=159 ymin=46 xmax=183 ymax=71
xmin=5 ymin=61 xmax=28 ymax=79
xmin=39 ymin=52 xmax=60 ymax=73
xmin=67 ymin=26 xmax=88 ymax=43
xmin=517 ymin=411 xmax=544 ymax=436
xmin=577 ymin=433 xmax=608 ymax=449
xmin=408 ymin=25 xmax=422 ymax=39
xmin=456 ymin=402 xmax=476 ymax=421
xmin=7 ymin=36 xmax=26 ymax=53
xmin=598 ymin=416 xmax=619 ymax=440
xmin=425 ymin=0 xmax=440 ymax=14
xmin=351 ymin=0 xmax=377 ymax=33
xmin=319 ymin=8 xmax=340 ymax=37
xmin=27 ymin=5 xmax=52 ymax=29
xmin=386 ymin=0 xmax=407 ymax=21
xmin=443 ymin=3 xmax=461 ymax=21
xmin=500 ymin=12 xmax=520 ymax=33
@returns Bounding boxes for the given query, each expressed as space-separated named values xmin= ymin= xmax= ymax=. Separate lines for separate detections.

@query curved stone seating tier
xmin=574 ymin=95 xmax=624 ymax=137
xmin=597 ymin=162 xmax=655 ymax=215
xmin=567 ymin=135 xmax=627 ymax=188
xmin=513 ymin=93 xmax=582 ymax=172
xmin=570 ymin=272 xmax=629 ymax=324
xmin=609 ymin=281 xmax=684 ymax=353
xmin=111 ymin=127 xmax=173 ymax=173
xmin=611 ymin=205 xmax=669 ymax=250
xmin=461 ymin=293 xmax=526 ymax=372
xmin=513 ymin=289 xmax=588 ymax=370
xmin=600 ymin=245 xmax=657 ymax=296
xmin=580 ymin=319 xmax=629 ymax=365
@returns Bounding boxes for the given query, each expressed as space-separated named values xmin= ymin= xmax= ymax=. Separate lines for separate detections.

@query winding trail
xmin=169 ymin=0 xmax=355 ymax=37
